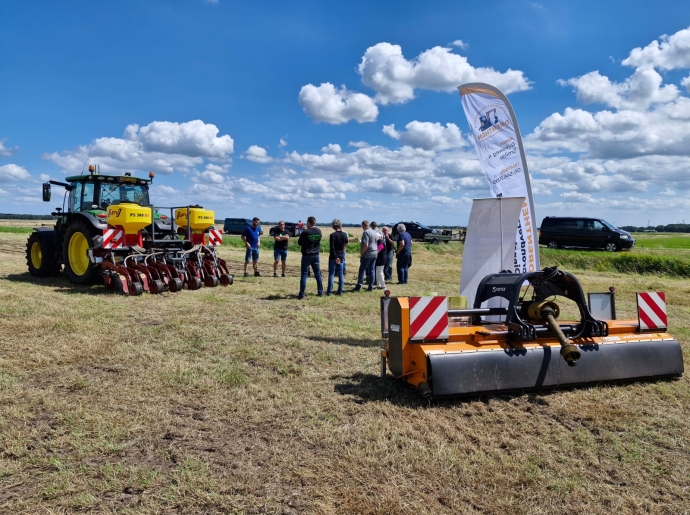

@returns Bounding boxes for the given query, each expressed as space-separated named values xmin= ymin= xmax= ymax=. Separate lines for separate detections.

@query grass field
xmin=1 ymin=225 xmax=689 ymax=514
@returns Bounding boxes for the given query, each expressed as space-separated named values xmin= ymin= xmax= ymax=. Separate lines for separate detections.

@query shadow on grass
xmin=305 ymin=335 xmax=382 ymax=348
xmin=332 ymin=371 xmax=673 ymax=408
xmin=4 ymin=273 xmax=112 ymax=296
xmin=332 ymin=372 xmax=429 ymax=407
xmin=261 ymin=294 xmax=303 ymax=301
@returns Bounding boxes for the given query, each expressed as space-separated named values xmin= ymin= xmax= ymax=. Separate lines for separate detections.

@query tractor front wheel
xmin=63 ymin=221 xmax=102 ymax=285
xmin=26 ymin=232 xmax=61 ymax=277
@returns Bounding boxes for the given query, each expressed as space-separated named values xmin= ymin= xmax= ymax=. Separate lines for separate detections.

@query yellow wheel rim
xmin=68 ymin=231 xmax=90 ymax=276
xmin=31 ymin=241 xmax=43 ymax=268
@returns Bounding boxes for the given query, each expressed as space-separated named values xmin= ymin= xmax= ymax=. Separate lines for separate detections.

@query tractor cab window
xmin=82 ymin=183 xmax=95 ymax=210
xmin=70 ymin=183 xmax=82 ymax=212
xmin=98 ymin=182 xmax=150 ymax=208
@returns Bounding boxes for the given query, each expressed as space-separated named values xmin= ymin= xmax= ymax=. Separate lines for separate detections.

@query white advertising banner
xmin=460 ymin=197 xmax=524 ymax=308
xmin=458 ymin=83 xmax=539 ymax=273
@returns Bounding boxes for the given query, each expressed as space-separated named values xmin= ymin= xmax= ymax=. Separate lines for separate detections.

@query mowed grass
xmin=1 ymin=228 xmax=689 ymax=514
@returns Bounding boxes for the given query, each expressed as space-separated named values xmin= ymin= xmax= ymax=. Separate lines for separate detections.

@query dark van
xmin=224 ymin=218 xmax=263 ymax=236
xmin=539 ymin=217 xmax=635 ymax=252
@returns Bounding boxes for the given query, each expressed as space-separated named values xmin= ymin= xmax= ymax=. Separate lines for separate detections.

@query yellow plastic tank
xmin=107 ymin=203 xmax=152 ymax=234
xmin=175 ymin=207 xmax=215 ymax=231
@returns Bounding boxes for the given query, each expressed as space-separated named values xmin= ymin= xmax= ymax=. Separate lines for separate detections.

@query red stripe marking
xmin=410 ymin=296 xmax=446 ymax=337
xmin=410 ymin=297 xmax=421 ymax=309
xmin=638 ymin=309 xmax=655 ymax=329
xmin=425 ymin=314 xmax=449 ymax=340
xmin=640 ymin=292 xmax=667 ymax=324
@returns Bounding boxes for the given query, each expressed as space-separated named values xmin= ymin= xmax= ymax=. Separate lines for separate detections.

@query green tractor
xmin=26 ymin=166 xmax=172 ymax=285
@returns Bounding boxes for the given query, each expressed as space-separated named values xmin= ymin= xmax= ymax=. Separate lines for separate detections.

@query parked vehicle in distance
xmin=423 ymin=229 xmax=465 ymax=244
xmin=223 ymin=218 xmax=263 ymax=236
xmin=391 ymin=221 xmax=441 ymax=241
xmin=538 ymin=216 xmax=635 ymax=252
xmin=268 ymin=222 xmax=298 ymax=237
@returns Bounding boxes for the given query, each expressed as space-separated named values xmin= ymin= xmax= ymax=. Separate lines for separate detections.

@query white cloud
xmin=348 ymin=141 xmax=370 ymax=148
xmin=382 ymin=121 xmax=464 ymax=151
xmin=43 ymin=120 xmax=234 ymax=176
xmin=622 ymin=26 xmax=690 ymax=70
xmin=0 ymin=139 xmax=18 ymax=157
xmin=527 ymin=97 xmax=690 ymax=159
xmin=124 ymin=120 xmax=234 ymax=158
xmin=321 ymin=143 xmax=341 ymax=154
xmin=451 ymin=40 xmax=467 ymax=49
xmin=0 ymin=164 xmax=32 ymax=182
xmin=298 ymin=83 xmax=378 ymax=124
xmin=358 ymin=42 xmax=530 ymax=105
xmin=244 ymin=145 xmax=272 ymax=163
xmin=558 ymin=68 xmax=679 ymax=110
xmin=682 ymin=75 xmax=690 ymax=92
xmin=279 ymin=138 xmax=288 ymax=147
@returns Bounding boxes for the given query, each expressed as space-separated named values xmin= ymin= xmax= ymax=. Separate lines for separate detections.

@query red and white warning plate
xmin=103 ymin=228 xmax=124 ymax=249
xmin=208 ymin=229 xmax=223 ymax=246
xmin=409 ymin=296 xmax=449 ymax=341
xmin=637 ymin=292 xmax=667 ymax=331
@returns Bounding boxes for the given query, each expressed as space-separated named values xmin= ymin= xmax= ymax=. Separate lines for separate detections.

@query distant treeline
xmin=620 ymin=224 xmax=690 ymax=233
xmin=0 ymin=213 xmax=55 ymax=220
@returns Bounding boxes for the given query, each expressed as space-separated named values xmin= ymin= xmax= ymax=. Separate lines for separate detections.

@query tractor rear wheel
xmin=63 ymin=221 xmax=102 ymax=285
xmin=26 ymin=232 xmax=61 ymax=277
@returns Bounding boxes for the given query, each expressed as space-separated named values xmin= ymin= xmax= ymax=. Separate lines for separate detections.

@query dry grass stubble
xmin=0 ymin=229 xmax=689 ymax=514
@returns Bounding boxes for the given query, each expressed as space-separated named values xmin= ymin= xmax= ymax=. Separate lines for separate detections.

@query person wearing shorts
xmin=242 ymin=217 xmax=262 ymax=277
xmin=273 ymin=221 xmax=289 ymax=277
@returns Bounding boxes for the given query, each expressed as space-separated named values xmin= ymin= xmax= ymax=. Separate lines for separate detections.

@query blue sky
xmin=2 ymin=0 xmax=690 ymax=226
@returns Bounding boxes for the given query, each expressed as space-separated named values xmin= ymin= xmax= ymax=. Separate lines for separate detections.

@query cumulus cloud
xmin=451 ymin=40 xmax=467 ymax=49
xmin=0 ymin=139 xmax=18 ymax=157
xmin=244 ymin=145 xmax=272 ymax=163
xmin=0 ymin=164 xmax=32 ymax=182
xmin=682 ymin=75 xmax=690 ymax=92
xmin=622 ymin=26 xmax=690 ymax=70
xmin=382 ymin=121 xmax=464 ymax=151
xmin=321 ymin=143 xmax=341 ymax=154
xmin=558 ymin=68 xmax=679 ymax=111
xmin=298 ymin=83 xmax=379 ymax=124
xmin=527 ymin=97 xmax=690 ymax=159
xmin=124 ymin=120 xmax=234 ymax=158
xmin=358 ymin=43 xmax=530 ymax=105
xmin=43 ymin=120 xmax=234 ymax=176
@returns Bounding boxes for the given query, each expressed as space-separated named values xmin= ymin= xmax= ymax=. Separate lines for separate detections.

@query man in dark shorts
xmin=273 ymin=220 xmax=290 ymax=277
xmin=327 ymin=218 xmax=349 ymax=295
xmin=241 ymin=217 xmax=261 ymax=277
xmin=297 ymin=216 xmax=323 ymax=299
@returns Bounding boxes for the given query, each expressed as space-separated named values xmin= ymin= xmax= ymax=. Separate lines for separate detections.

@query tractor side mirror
xmin=42 ymin=182 xmax=51 ymax=202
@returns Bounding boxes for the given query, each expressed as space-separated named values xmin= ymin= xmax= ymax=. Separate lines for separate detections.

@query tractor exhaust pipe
xmin=528 ymin=301 xmax=581 ymax=366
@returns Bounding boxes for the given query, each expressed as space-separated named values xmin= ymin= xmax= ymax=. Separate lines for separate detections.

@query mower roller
xmin=380 ymin=267 xmax=683 ymax=398
xmin=26 ymin=166 xmax=233 ymax=295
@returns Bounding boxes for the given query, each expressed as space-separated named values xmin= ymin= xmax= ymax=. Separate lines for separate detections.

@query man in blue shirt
xmin=396 ymin=223 xmax=412 ymax=284
xmin=241 ymin=217 xmax=262 ymax=277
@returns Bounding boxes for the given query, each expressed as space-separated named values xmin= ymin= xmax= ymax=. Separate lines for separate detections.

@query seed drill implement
xmin=26 ymin=166 xmax=232 ymax=295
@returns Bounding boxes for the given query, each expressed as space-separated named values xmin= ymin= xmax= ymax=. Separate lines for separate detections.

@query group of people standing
xmin=241 ymin=216 xmax=413 ymax=299
xmin=354 ymin=220 xmax=411 ymax=292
